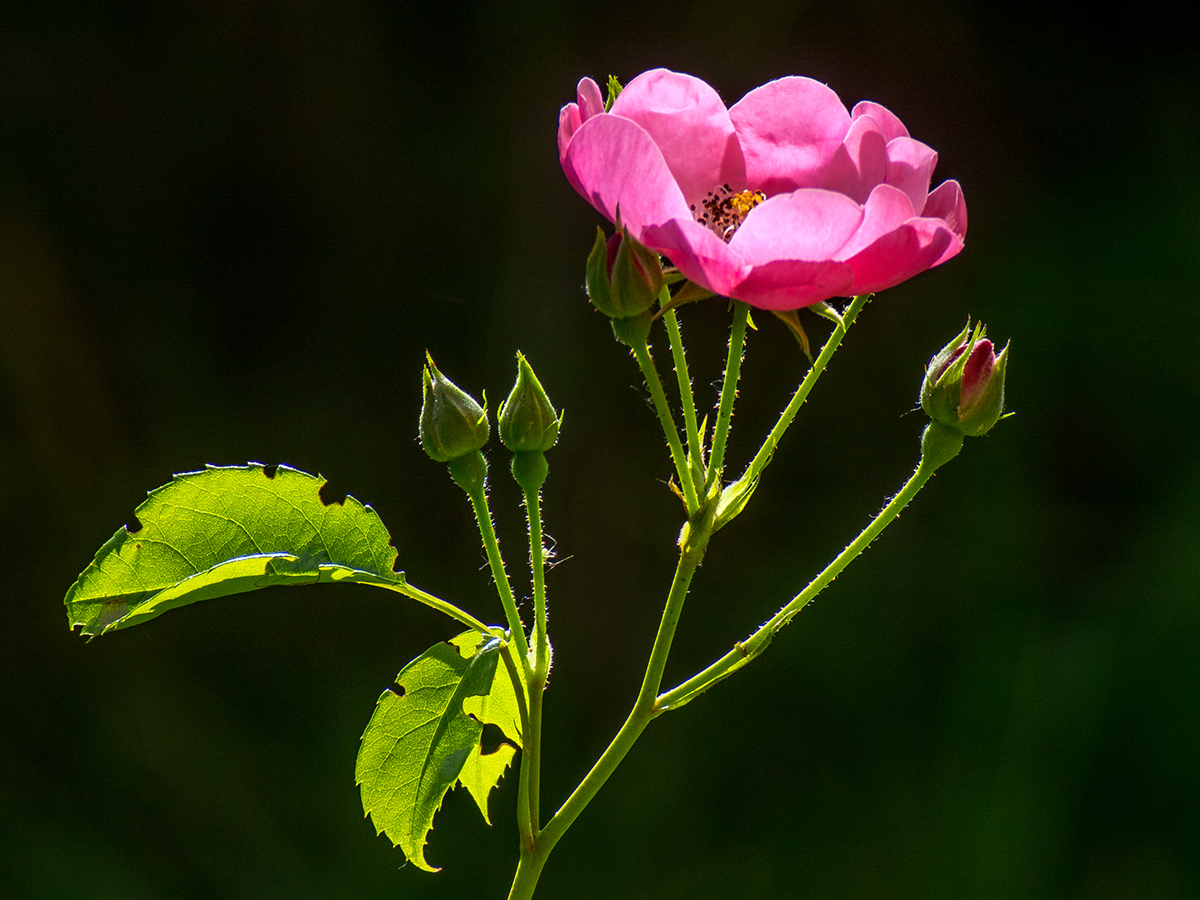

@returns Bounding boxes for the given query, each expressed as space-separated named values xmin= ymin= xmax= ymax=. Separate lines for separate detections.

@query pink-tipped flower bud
xmin=585 ymin=222 xmax=664 ymax=320
xmin=921 ymin=321 xmax=1009 ymax=437
xmin=419 ymin=354 xmax=489 ymax=462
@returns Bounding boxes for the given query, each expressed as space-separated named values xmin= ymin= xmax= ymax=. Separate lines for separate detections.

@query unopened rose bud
xmin=585 ymin=224 xmax=663 ymax=320
xmin=498 ymin=352 xmax=560 ymax=453
xmin=921 ymin=321 xmax=1009 ymax=437
xmin=419 ymin=354 xmax=489 ymax=462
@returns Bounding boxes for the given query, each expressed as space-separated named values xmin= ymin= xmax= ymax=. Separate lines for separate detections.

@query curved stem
xmin=705 ymin=301 xmax=750 ymax=492
xmin=531 ymin=531 xmax=710 ymax=868
xmin=373 ymin=580 xmax=496 ymax=636
xmin=658 ymin=420 xmax=963 ymax=711
xmin=630 ymin=335 xmax=700 ymax=513
xmin=506 ymin=539 xmax=711 ymax=898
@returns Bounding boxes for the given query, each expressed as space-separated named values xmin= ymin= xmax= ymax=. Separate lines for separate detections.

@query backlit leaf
xmin=65 ymin=464 xmax=404 ymax=636
xmin=356 ymin=631 xmax=521 ymax=871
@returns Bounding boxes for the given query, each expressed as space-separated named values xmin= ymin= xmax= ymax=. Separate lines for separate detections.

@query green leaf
xmin=65 ymin=464 xmax=406 ymax=637
xmin=460 ymin=643 xmax=524 ymax=823
xmin=356 ymin=631 xmax=521 ymax=871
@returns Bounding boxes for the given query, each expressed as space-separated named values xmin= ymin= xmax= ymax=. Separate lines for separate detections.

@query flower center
xmin=691 ymin=184 xmax=767 ymax=242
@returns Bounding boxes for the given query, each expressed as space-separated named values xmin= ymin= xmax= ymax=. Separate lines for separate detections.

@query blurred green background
xmin=3 ymin=2 xmax=1197 ymax=897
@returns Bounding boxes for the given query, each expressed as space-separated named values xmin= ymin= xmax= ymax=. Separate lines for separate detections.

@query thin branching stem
xmin=739 ymin=294 xmax=870 ymax=487
xmin=663 ymin=305 xmax=703 ymax=475
xmin=705 ymin=301 xmax=751 ymax=492
xmin=630 ymin=336 xmax=700 ymax=513
xmin=463 ymin=481 xmax=532 ymax=679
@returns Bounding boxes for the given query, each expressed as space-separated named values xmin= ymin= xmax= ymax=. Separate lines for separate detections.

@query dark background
xmin=3 ymin=2 xmax=1198 ymax=897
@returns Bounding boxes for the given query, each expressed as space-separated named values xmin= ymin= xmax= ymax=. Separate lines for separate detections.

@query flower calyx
xmin=920 ymin=321 xmax=1009 ymax=438
xmin=585 ymin=219 xmax=664 ymax=322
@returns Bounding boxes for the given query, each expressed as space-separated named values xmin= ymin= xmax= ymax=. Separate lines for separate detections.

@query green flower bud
xmin=921 ymin=321 xmax=1010 ymax=437
xmin=419 ymin=354 xmax=489 ymax=462
xmin=585 ymin=223 xmax=664 ymax=320
xmin=498 ymin=352 xmax=560 ymax=452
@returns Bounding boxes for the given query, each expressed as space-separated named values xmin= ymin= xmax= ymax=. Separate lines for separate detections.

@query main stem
xmin=506 ymin=530 xmax=711 ymax=900
xmin=506 ymin=296 xmax=886 ymax=897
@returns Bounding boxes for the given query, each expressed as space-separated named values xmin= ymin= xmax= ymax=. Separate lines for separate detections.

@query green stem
xmin=526 ymin=487 xmax=549 ymax=679
xmin=630 ymin=334 xmax=700 ymax=513
xmin=740 ymin=294 xmax=870 ymax=488
xmin=507 ymin=845 xmax=552 ymax=900
xmin=663 ymin=304 xmax=703 ymax=477
xmin=502 ymin=642 xmax=536 ymax=852
xmin=519 ymin=526 xmax=711 ymax=891
xmin=462 ymin=480 xmax=532 ymax=679
xmin=705 ymin=301 xmax=750 ymax=492
xmin=523 ymin=483 xmax=549 ymax=835
xmin=374 ymin=581 xmax=496 ymax=636
xmin=658 ymin=420 xmax=964 ymax=711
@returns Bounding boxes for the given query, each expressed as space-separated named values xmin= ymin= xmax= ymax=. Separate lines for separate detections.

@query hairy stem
xmin=462 ymin=479 xmax=532 ymax=679
xmin=658 ymin=420 xmax=964 ymax=710
xmin=511 ymin=525 xmax=712 ymax=894
xmin=630 ymin=335 xmax=700 ymax=513
xmin=739 ymin=294 xmax=870 ymax=488
xmin=524 ymin=483 xmax=549 ymax=836
xmin=705 ymin=301 xmax=751 ymax=492
xmin=663 ymin=305 xmax=703 ymax=476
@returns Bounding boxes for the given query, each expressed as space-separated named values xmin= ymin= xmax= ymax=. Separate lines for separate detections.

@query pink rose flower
xmin=559 ymin=69 xmax=967 ymax=310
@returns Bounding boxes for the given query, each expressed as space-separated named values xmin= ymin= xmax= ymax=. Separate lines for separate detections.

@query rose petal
xmin=562 ymin=113 xmax=694 ymax=237
xmin=577 ymin=77 xmax=604 ymax=120
xmin=844 ymin=218 xmax=963 ymax=294
xmin=960 ymin=339 xmax=995 ymax=408
xmin=610 ymin=69 xmax=746 ymax=208
xmin=922 ymin=179 xmax=968 ymax=240
xmin=558 ymin=78 xmax=606 ymax=161
xmin=558 ymin=104 xmax=583 ymax=161
xmin=820 ymin=115 xmax=888 ymax=204
xmin=884 ymin=136 xmax=937 ymax=214
xmin=730 ymin=259 xmax=855 ymax=310
xmin=559 ymin=71 xmax=969 ymax=308
xmin=850 ymin=101 xmax=910 ymax=142
xmin=729 ymin=189 xmax=865 ymax=265
xmin=832 ymin=183 xmax=915 ymax=261
xmin=641 ymin=218 xmax=748 ymax=299
xmin=730 ymin=77 xmax=851 ymax=195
